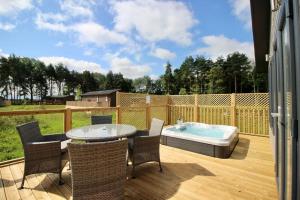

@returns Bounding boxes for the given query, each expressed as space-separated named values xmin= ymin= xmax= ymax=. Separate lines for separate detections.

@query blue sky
xmin=0 ymin=0 xmax=254 ymax=79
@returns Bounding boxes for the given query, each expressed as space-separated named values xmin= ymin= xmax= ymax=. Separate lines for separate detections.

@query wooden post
xmin=166 ymin=105 xmax=169 ymax=125
xmin=166 ymin=95 xmax=170 ymax=125
xmin=116 ymin=91 xmax=120 ymax=107
xmin=116 ymin=106 xmax=120 ymax=124
xmin=231 ymin=93 xmax=236 ymax=126
xmin=194 ymin=94 xmax=199 ymax=122
xmin=64 ymin=108 xmax=72 ymax=132
xmin=146 ymin=104 xmax=151 ymax=129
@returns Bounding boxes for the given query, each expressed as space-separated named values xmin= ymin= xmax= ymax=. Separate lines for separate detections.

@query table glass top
xmin=66 ymin=124 xmax=137 ymax=140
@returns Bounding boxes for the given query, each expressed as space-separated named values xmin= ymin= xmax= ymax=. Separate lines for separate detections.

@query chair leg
xmin=19 ymin=174 xmax=25 ymax=189
xmin=158 ymin=160 xmax=163 ymax=172
xmin=132 ymin=165 xmax=136 ymax=179
xmin=59 ymin=172 xmax=64 ymax=185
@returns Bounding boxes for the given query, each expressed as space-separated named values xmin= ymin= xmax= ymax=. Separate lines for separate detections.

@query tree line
xmin=0 ymin=52 xmax=267 ymax=102
xmin=0 ymin=55 xmax=133 ymax=102
xmin=136 ymin=52 xmax=267 ymax=95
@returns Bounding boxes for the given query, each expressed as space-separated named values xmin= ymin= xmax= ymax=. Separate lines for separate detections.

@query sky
xmin=0 ymin=0 xmax=254 ymax=79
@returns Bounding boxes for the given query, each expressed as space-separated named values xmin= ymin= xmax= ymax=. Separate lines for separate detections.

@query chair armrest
xmin=135 ymin=130 xmax=149 ymax=137
xmin=43 ymin=134 xmax=67 ymax=142
xmin=25 ymin=141 xmax=61 ymax=161
xmin=127 ymin=130 xmax=149 ymax=139
xmin=133 ymin=135 xmax=161 ymax=152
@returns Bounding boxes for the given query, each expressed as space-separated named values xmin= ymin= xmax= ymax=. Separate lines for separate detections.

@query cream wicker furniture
xmin=128 ymin=118 xmax=164 ymax=178
xmin=16 ymin=121 xmax=69 ymax=189
xmin=91 ymin=115 xmax=112 ymax=125
xmin=68 ymin=139 xmax=128 ymax=200
xmin=66 ymin=124 xmax=136 ymax=141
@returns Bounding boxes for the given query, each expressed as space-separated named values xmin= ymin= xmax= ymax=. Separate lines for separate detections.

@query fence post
xmin=194 ymin=94 xmax=199 ymax=122
xmin=166 ymin=95 xmax=170 ymax=125
xmin=116 ymin=91 xmax=120 ymax=106
xmin=116 ymin=106 xmax=120 ymax=124
xmin=146 ymin=104 xmax=151 ymax=129
xmin=231 ymin=93 xmax=236 ymax=126
xmin=64 ymin=108 xmax=72 ymax=132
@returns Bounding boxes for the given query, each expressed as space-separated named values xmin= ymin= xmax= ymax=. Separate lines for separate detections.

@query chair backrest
xmin=91 ymin=115 xmax=113 ymax=125
xmin=16 ymin=121 xmax=43 ymax=146
xmin=68 ymin=139 xmax=128 ymax=200
xmin=149 ymin=118 xmax=165 ymax=136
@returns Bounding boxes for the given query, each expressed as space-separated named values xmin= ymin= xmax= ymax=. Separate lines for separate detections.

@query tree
xmin=105 ymin=71 xmax=133 ymax=92
xmin=80 ymin=71 xmax=99 ymax=93
xmin=162 ymin=62 xmax=174 ymax=94
xmin=33 ymin=60 xmax=48 ymax=100
xmin=179 ymin=88 xmax=187 ymax=95
xmin=193 ymin=56 xmax=212 ymax=93
xmin=224 ymin=52 xmax=252 ymax=93
xmin=133 ymin=76 xmax=152 ymax=93
xmin=46 ymin=64 xmax=56 ymax=96
xmin=55 ymin=64 xmax=69 ymax=95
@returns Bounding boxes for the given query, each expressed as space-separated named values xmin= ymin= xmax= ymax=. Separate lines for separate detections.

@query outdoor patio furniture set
xmin=16 ymin=115 xmax=165 ymax=200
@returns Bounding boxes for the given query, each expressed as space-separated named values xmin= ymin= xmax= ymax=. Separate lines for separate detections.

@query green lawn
xmin=0 ymin=105 xmax=115 ymax=161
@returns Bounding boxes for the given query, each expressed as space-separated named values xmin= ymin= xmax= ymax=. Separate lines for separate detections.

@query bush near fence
xmin=117 ymin=92 xmax=269 ymax=136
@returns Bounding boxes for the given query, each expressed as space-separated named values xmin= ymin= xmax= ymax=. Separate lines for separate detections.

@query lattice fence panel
xmin=236 ymin=93 xmax=269 ymax=107
xmin=198 ymin=106 xmax=231 ymax=125
xmin=118 ymin=93 xmax=147 ymax=107
xmin=169 ymin=95 xmax=195 ymax=105
xmin=150 ymin=95 xmax=168 ymax=106
xmin=118 ymin=92 xmax=168 ymax=107
xmin=119 ymin=107 xmax=147 ymax=129
xmin=168 ymin=105 xmax=194 ymax=124
xmin=151 ymin=106 xmax=168 ymax=124
xmin=197 ymin=94 xmax=231 ymax=106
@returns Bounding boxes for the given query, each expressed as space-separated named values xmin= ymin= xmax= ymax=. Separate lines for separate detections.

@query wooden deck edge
xmin=0 ymin=157 xmax=24 ymax=167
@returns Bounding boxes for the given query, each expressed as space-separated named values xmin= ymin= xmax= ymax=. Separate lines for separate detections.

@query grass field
xmin=0 ymin=105 xmax=116 ymax=161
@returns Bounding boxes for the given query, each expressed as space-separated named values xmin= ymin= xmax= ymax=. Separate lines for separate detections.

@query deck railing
xmin=0 ymin=92 xmax=269 ymax=162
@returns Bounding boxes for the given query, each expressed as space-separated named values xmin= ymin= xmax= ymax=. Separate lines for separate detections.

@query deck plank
xmin=0 ymin=135 xmax=278 ymax=200
xmin=0 ymin=167 xmax=21 ymax=200
xmin=9 ymin=164 xmax=35 ymax=200
xmin=0 ymin=167 xmax=6 ymax=200
xmin=17 ymin=163 xmax=51 ymax=200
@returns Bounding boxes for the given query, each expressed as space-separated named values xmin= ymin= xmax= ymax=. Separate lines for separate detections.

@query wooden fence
xmin=0 ymin=92 xmax=269 ymax=136
xmin=117 ymin=92 xmax=270 ymax=136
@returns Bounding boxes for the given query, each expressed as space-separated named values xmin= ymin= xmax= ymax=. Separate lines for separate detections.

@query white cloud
xmin=60 ymin=0 xmax=94 ymax=18
xmin=55 ymin=41 xmax=64 ymax=47
xmin=111 ymin=0 xmax=197 ymax=46
xmin=196 ymin=35 xmax=254 ymax=60
xmin=150 ymin=47 xmax=176 ymax=60
xmin=0 ymin=49 xmax=9 ymax=57
xmin=0 ymin=22 xmax=16 ymax=31
xmin=83 ymin=49 xmax=94 ymax=56
xmin=229 ymin=0 xmax=251 ymax=29
xmin=0 ymin=0 xmax=33 ymax=16
xmin=38 ymin=56 xmax=107 ymax=74
xmin=35 ymin=12 xmax=68 ymax=32
xmin=108 ymin=55 xmax=151 ymax=79
xmin=71 ymin=22 xmax=128 ymax=47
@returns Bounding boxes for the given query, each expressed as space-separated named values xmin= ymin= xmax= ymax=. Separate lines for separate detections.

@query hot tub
xmin=161 ymin=122 xmax=239 ymax=158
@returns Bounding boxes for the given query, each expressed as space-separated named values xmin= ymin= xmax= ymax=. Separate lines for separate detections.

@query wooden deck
xmin=0 ymin=135 xmax=277 ymax=200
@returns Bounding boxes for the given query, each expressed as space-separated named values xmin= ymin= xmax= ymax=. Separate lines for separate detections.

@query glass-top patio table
xmin=66 ymin=124 xmax=137 ymax=141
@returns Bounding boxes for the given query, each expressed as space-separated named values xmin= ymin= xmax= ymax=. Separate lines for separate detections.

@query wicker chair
xmin=68 ymin=139 xmax=128 ymax=200
xmin=16 ymin=121 xmax=69 ymax=189
xmin=91 ymin=115 xmax=112 ymax=125
xmin=128 ymin=118 xmax=164 ymax=178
